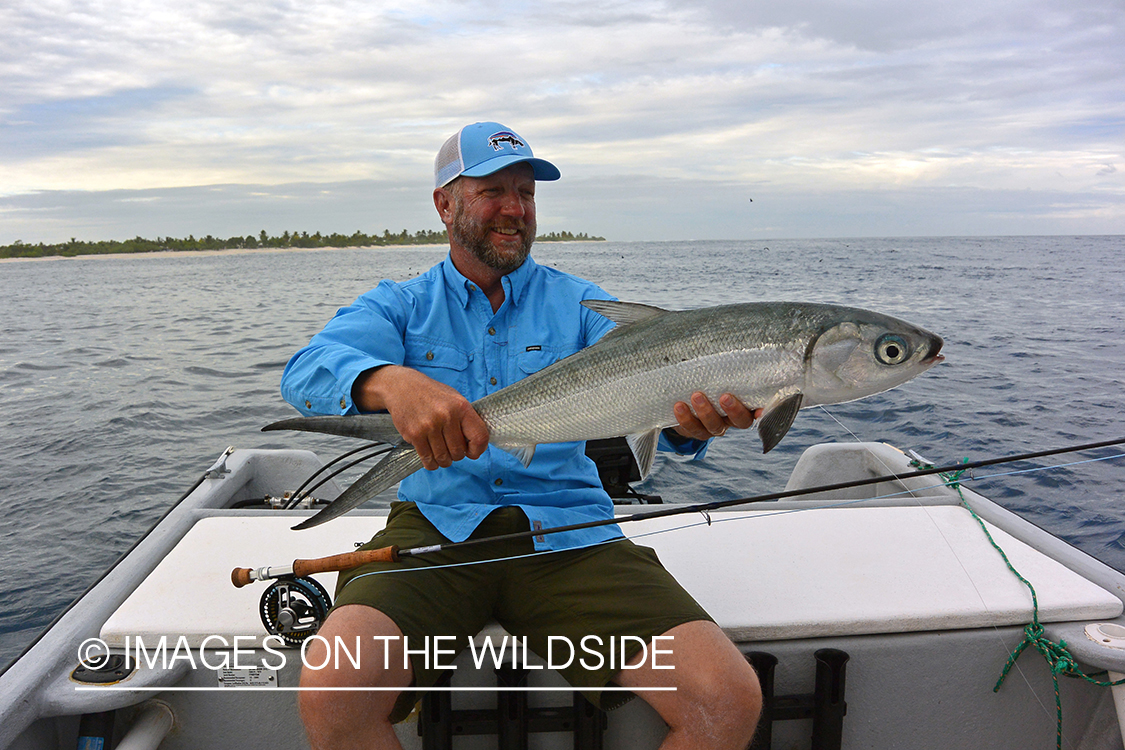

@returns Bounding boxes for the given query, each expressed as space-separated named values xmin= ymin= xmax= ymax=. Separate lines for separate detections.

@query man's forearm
xmin=350 ymin=365 xmax=395 ymax=413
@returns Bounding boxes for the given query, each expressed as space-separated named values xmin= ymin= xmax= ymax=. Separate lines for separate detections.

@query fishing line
xmin=815 ymin=404 xmax=927 ymax=502
xmin=246 ymin=432 xmax=1125 ymax=743
xmin=812 ymin=404 xmax=995 ymax=655
xmin=332 ymin=443 xmax=1125 ymax=690
xmin=330 ymin=450 xmax=1125 ymax=586
xmin=339 ymin=470 xmax=996 ymax=588
xmin=238 ymin=431 xmax=1125 ymax=685
xmin=257 ymin=402 xmax=1124 ymax=743
xmin=342 ymin=537 xmax=624 ymax=587
xmin=815 ymin=405 xmax=865 ymax=444
xmin=975 ymin=454 xmax=1121 ymax=480
xmin=249 ymin=434 xmax=1125 ymax=578
xmin=915 ymin=458 xmax=1067 ymax=748
xmin=622 ymin=452 xmax=1125 ymax=541
xmin=810 ymin=406 xmax=1110 ymax=745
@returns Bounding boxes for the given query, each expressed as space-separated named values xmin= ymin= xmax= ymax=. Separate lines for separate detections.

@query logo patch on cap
xmin=488 ymin=131 xmax=526 ymax=152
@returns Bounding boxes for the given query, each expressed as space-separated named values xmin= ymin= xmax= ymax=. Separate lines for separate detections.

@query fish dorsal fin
xmin=581 ymin=300 xmax=669 ymax=328
xmin=626 ymin=428 xmax=663 ymax=479
xmin=757 ymin=392 xmax=804 ymax=453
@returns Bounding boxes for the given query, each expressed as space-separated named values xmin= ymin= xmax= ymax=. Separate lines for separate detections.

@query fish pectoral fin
xmin=626 ymin=428 xmax=663 ymax=479
xmin=581 ymin=300 xmax=669 ymax=327
xmin=757 ymin=392 xmax=804 ymax=454
xmin=500 ymin=444 xmax=536 ymax=468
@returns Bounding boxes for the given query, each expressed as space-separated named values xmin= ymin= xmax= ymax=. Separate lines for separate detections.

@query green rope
xmin=907 ymin=458 xmax=1125 ymax=750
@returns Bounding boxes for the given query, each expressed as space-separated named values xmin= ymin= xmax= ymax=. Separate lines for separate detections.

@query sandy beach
xmin=0 ymin=244 xmax=449 ymax=264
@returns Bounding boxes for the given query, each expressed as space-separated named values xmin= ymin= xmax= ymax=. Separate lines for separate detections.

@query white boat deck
xmin=102 ymin=504 xmax=1123 ymax=647
xmin=8 ymin=445 xmax=1125 ymax=750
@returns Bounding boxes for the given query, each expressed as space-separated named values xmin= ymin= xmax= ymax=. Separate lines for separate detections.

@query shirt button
xmin=426 ymin=351 xmax=434 ymax=361
xmin=340 ymin=398 xmax=347 ymax=409
xmin=490 ymin=377 xmax=497 ymax=385
xmin=488 ymin=327 xmax=496 ymax=335
xmin=305 ymin=400 xmax=312 ymax=409
xmin=494 ymin=478 xmax=503 ymax=486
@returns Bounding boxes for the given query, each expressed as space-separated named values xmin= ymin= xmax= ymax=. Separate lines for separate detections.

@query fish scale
xmin=266 ymin=300 xmax=944 ymax=529
xmin=478 ymin=303 xmax=835 ymax=445
xmin=482 ymin=348 xmax=804 ymax=446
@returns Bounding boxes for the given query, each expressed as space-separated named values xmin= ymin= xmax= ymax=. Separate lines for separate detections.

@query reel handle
xmin=230 ymin=545 xmax=401 ymax=588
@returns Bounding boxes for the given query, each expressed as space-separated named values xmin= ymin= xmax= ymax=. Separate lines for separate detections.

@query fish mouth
xmin=922 ymin=334 xmax=944 ymax=364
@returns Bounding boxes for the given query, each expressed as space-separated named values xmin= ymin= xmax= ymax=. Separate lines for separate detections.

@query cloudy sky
xmin=1 ymin=0 xmax=1122 ymax=244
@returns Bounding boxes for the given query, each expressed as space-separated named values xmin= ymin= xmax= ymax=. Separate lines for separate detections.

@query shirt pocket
xmin=404 ymin=340 xmax=472 ymax=394
xmin=515 ymin=345 xmax=578 ymax=378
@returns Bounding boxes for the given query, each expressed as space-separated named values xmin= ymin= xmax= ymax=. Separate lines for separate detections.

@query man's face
xmin=445 ymin=164 xmax=537 ymax=274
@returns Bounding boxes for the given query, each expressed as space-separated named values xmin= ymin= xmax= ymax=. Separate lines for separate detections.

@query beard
xmin=450 ymin=202 xmax=535 ymax=274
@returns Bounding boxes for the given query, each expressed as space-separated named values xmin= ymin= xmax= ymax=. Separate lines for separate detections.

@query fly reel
xmin=259 ymin=576 xmax=332 ymax=647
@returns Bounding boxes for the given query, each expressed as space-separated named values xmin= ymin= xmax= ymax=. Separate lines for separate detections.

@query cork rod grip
xmin=229 ymin=546 xmax=401 ymax=588
xmin=292 ymin=545 xmax=401 ymax=577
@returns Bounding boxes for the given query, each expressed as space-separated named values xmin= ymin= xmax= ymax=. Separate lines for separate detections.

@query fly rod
xmin=231 ymin=435 xmax=1125 ymax=588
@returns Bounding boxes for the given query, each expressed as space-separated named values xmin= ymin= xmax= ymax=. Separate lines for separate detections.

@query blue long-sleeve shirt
xmin=280 ymin=255 xmax=703 ymax=551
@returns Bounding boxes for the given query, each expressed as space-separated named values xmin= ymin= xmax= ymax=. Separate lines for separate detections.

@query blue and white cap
xmin=435 ymin=122 xmax=561 ymax=188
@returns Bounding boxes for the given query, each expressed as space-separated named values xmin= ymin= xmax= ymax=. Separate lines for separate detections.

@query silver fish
xmin=267 ymin=300 xmax=944 ymax=529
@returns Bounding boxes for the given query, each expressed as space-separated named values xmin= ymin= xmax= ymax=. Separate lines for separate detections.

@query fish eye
xmin=875 ymin=334 xmax=911 ymax=365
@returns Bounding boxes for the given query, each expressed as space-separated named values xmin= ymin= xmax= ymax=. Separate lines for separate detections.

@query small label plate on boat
xmin=217 ymin=666 xmax=278 ymax=687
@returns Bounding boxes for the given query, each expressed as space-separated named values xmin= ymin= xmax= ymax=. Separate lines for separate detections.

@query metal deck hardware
xmin=748 ymin=649 xmax=849 ymax=750
xmin=418 ymin=667 xmax=607 ymax=750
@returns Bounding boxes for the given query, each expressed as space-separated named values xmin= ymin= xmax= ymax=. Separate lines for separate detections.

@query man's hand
xmin=352 ymin=366 xmax=490 ymax=471
xmin=671 ymin=392 xmax=761 ymax=441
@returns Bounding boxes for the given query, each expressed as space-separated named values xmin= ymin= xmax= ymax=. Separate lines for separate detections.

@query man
xmin=283 ymin=122 xmax=762 ymax=749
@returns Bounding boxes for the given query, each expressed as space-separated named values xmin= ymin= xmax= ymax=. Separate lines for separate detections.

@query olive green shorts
xmin=333 ymin=502 xmax=712 ymax=722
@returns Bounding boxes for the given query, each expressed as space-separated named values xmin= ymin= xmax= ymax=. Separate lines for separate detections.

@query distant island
xmin=0 ymin=229 xmax=606 ymax=260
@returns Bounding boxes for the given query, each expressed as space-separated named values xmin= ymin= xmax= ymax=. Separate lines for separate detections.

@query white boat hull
xmin=4 ymin=443 xmax=1125 ymax=749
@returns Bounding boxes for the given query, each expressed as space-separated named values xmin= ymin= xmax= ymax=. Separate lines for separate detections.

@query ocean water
xmin=1 ymin=236 xmax=1123 ymax=669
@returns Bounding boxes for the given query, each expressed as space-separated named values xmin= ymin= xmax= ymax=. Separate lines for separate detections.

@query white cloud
xmin=0 ymin=0 xmax=1122 ymax=241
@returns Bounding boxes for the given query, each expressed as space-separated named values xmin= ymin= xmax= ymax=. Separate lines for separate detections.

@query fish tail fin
xmin=293 ymin=445 xmax=423 ymax=530
xmin=263 ymin=414 xmax=403 ymax=445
